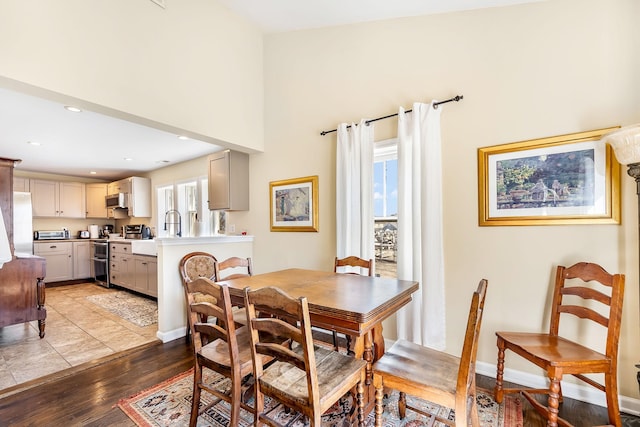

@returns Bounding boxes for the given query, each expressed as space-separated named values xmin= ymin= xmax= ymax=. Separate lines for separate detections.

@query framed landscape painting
xmin=477 ymin=127 xmax=621 ymax=226
xmin=269 ymin=175 xmax=319 ymax=232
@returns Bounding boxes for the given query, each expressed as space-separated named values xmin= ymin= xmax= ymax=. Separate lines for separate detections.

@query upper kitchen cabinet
xmin=207 ymin=150 xmax=249 ymax=211
xmin=31 ymin=180 xmax=85 ymax=218
xmin=107 ymin=176 xmax=151 ymax=218
xmin=85 ymin=183 xmax=109 ymax=218
xmin=13 ymin=176 xmax=29 ymax=192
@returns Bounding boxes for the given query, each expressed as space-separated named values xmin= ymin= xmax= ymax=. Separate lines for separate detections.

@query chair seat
xmin=260 ymin=345 xmax=367 ymax=412
xmin=373 ymin=339 xmax=459 ymax=403
xmin=496 ymin=331 xmax=609 ymax=370
xmin=198 ymin=326 xmax=254 ymax=377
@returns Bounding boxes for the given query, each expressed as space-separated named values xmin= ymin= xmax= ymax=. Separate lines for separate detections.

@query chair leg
xmin=374 ymin=374 xmax=384 ymax=427
xmin=604 ymin=372 xmax=622 ymax=427
xmin=357 ymin=379 xmax=365 ymax=426
xmin=399 ymin=391 xmax=407 ymax=419
xmin=494 ymin=337 xmax=505 ymax=403
xmin=229 ymin=373 xmax=242 ymax=427
xmin=547 ymin=376 xmax=561 ymax=427
xmin=189 ymin=365 xmax=203 ymax=427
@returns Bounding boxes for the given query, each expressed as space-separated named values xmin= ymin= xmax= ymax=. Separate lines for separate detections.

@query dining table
xmin=217 ymin=268 xmax=420 ymax=415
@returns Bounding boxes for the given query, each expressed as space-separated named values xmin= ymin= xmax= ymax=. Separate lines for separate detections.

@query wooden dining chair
xmin=244 ymin=286 xmax=368 ymax=427
xmin=334 ymin=255 xmax=373 ymax=276
xmin=184 ymin=277 xmax=256 ymax=427
xmin=215 ymin=256 xmax=253 ymax=280
xmin=323 ymin=256 xmax=374 ymax=353
xmin=494 ymin=262 xmax=625 ymax=427
xmin=372 ymin=279 xmax=488 ymax=427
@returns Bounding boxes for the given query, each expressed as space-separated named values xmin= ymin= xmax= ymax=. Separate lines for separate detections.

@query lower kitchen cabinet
xmin=134 ymin=256 xmax=157 ymax=297
xmin=110 ymin=241 xmax=156 ymax=297
xmin=73 ymin=241 xmax=91 ymax=279
xmin=34 ymin=241 xmax=73 ymax=282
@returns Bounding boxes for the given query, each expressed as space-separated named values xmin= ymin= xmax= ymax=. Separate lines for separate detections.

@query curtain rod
xmin=319 ymin=95 xmax=463 ymax=136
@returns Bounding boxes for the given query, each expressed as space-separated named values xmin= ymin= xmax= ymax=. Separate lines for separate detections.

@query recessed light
xmin=89 ymin=171 xmax=97 ymax=175
xmin=177 ymin=135 xmax=189 ymax=140
xmin=124 ymin=157 xmax=133 ymax=161
xmin=64 ymin=105 xmax=82 ymax=113
xmin=27 ymin=141 xmax=41 ymax=146
xmin=156 ymin=160 xmax=171 ymax=164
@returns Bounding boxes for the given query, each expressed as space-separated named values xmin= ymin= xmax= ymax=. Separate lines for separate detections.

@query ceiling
xmin=1 ymin=0 xmax=544 ymax=181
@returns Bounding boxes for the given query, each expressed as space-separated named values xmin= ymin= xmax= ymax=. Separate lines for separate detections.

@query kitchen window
xmin=156 ymin=176 xmax=221 ymax=237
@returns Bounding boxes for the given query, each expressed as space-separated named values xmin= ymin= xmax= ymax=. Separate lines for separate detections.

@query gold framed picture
xmin=477 ymin=127 xmax=621 ymax=226
xmin=269 ymin=175 xmax=319 ymax=232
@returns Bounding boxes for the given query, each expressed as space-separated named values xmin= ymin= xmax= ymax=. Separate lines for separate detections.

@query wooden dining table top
xmin=217 ymin=268 xmax=419 ymax=333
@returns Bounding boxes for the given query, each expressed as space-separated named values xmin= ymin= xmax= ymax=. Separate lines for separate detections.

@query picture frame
xmin=269 ymin=175 xmax=319 ymax=232
xmin=477 ymin=127 xmax=621 ymax=226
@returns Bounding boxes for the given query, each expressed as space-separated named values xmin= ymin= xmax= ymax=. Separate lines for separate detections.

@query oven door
xmin=91 ymin=241 xmax=109 ymax=287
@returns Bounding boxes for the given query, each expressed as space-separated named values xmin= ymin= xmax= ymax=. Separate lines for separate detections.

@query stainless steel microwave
xmin=105 ymin=193 xmax=128 ymax=209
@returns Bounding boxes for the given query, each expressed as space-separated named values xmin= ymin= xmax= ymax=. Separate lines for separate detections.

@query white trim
xmin=156 ymin=235 xmax=253 ymax=246
xmin=475 ymin=361 xmax=640 ymax=416
xmin=156 ymin=327 xmax=185 ymax=343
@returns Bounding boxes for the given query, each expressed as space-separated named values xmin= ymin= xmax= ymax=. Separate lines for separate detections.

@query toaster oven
xmin=34 ymin=229 xmax=70 ymax=240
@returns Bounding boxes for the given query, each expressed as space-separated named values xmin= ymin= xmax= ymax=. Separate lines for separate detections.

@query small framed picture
xmin=269 ymin=175 xmax=319 ymax=232
xmin=477 ymin=127 xmax=621 ymax=226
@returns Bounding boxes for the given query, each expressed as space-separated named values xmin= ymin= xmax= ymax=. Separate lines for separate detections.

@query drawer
xmin=34 ymin=241 xmax=72 ymax=254
xmin=109 ymin=242 xmax=131 ymax=254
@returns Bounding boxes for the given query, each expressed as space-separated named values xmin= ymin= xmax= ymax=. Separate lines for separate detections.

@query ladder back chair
xmin=373 ymin=279 xmax=488 ymax=427
xmin=244 ymin=286 xmax=368 ymax=427
xmin=319 ymin=256 xmax=374 ymax=353
xmin=494 ymin=262 xmax=625 ymax=427
xmin=215 ymin=256 xmax=253 ymax=280
xmin=179 ymin=252 xmax=218 ymax=340
xmin=184 ymin=277 xmax=257 ymax=427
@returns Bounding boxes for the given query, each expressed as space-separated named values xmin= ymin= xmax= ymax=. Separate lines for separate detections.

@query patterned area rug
xmin=86 ymin=291 xmax=158 ymax=327
xmin=118 ymin=369 xmax=523 ymax=426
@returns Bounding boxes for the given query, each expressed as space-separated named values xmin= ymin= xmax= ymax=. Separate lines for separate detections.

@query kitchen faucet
xmin=163 ymin=209 xmax=182 ymax=237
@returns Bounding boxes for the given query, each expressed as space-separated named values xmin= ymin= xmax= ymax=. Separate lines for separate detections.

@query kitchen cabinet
xmin=109 ymin=242 xmax=134 ymax=289
xmin=110 ymin=241 xmax=156 ymax=297
xmin=207 ymin=150 xmax=249 ymax=211
xmin=31 ymin=179 xmax=86 ymax=218
xmin=34 ymin=241 xmax=73 ymax=282
xmin=13 ymin=176 xmax=29 ymax=192
xmin=85 ymin=183 xmax=109 ymax=218
xmin=107 ymin=176 xmax=151 ymax=217
xmin=134 ymin=256 xmax=157 ymax=297
xmin=73 ymin=241 xmax=91 ymax=279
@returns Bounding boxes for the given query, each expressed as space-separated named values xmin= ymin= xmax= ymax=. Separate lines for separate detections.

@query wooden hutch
xmin=0 ymin=157 xmax=46 ymax=337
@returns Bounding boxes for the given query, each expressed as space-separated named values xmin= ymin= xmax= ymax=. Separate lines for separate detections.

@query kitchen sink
xmin=130 ymin=239 xmax=157 ymax=256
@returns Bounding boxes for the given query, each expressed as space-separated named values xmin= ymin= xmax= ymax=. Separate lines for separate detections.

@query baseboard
xmin=476 ymin=361 xmax=640 ymax=416
xmin=156 ymin=326 xmax=186 ymax=343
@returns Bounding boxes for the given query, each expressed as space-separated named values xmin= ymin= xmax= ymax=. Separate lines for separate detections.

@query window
xmin=374 ymin=139 xmax=398 ymax=278
xmin=156 ymin=176 xmax=219 ymax=237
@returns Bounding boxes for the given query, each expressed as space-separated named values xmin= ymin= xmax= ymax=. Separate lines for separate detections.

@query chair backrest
xmin=179 ymin=251 xmax=218 ymax=283
xmin=215 ymin=256 xmax=252 ymax=280
xmin=551 ymin=262 xmax=625 ymax=360
xmin=456 ymin=279 xmax=488 ymax=406
xmin=184 ymin=277 xmax=241 ymax=367
xmin=334 ymin=256 xmax=373 ymax=276
xmin=244 ymin=286 xmax=320 ymax=412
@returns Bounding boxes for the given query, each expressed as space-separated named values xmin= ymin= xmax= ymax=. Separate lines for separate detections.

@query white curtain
xmin=336 ymin=120 xmax=375 ymax=269
xmin=396 ymin=102 xmax=446 ymax=350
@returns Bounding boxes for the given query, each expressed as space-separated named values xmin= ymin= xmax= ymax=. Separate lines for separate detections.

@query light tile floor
xmin=0 ymin=283 xmax=159 ymax=391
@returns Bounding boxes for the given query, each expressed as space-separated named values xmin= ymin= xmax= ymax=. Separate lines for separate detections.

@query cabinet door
xmin=59 ymin=182 xmax=85 ymax=218
xmin=73 ymin=242 xmax=91 ymax=279
xmin=134 ymin=256 xmax=157 ymax=297
xmin=86 ymin=183 xmax=108 ymax=218
xmin=31 ymin=180 xmax=59 ymax=217
xmin=207 ymin=150 xmax=249 ymax=211
xmin=34 ymin=242 xmax=73 ymax=282
xmin=13 ymin=177 xmax=29 ymax=192
xmin=208 ymin=151 xmax=230 ymax=210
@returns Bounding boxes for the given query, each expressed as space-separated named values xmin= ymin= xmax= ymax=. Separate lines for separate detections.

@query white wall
xmin=241 ymin=0 xmax=640 ymax=400
xmin=0 ymin=0 xmax=264 ymax=152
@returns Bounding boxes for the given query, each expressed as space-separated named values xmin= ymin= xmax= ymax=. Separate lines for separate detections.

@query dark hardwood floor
xmin=0 ymin=337 xmax=637 ymax=426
